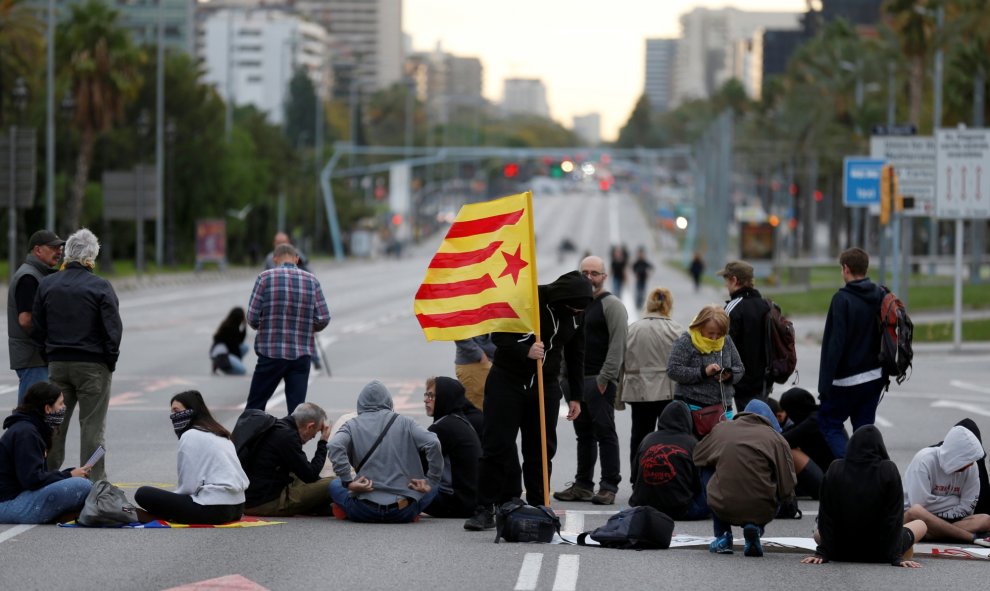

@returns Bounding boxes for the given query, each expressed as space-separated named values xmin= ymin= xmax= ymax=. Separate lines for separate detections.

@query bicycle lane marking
xmin=0 ymin=525 xmax=35 ymax=545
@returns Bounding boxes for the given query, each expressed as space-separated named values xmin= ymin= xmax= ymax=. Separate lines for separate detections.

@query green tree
xmin=616 ymin=94 xmax=655 ymax=148
xmin=0 ymin=0 xmax=43 ymax=125
xmin=885 ymin=0 xmax=937 ymax=129
xmin=284 ymin=67 xmax=316 ymax=148
xmin=58 ymin=0 xmax=144 ymax=233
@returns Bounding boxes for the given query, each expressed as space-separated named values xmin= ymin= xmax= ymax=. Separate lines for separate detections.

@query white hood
xmin=938 ymin=426 xmax=985 ymax=473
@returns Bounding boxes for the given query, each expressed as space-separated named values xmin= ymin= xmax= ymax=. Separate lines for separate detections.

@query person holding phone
xmin=0 ymin=382 xmax=93 ymax=523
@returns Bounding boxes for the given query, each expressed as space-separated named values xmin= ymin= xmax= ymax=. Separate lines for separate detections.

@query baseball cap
xmin=28 ymin=230 xmax=66 ymax=250
xmin=715 ymin=260 xmax=753 ymax=282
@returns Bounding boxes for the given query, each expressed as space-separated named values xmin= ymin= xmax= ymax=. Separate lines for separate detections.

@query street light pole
xmin=155 ymin=0 xmax=165 ymax=268
xmin=45 ymin=0 xmax=55 ymax=232
xmin=8 ymin=78 xmax=28 ymax=280
xmin=137 ymin=111 xmax=150 ymax=276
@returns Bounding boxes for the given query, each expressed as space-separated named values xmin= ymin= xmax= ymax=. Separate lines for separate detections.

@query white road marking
xmin=0 ymin=385 xmax=18 ymax=396
xmin=563 ymin=511 xmax=584 ymax=534
xmin=514 ymin=553 xmax=543 ymax=591
xmin=949 ymin=379 xmax=990 ymax=396
xmin=874 ymin=415 xmax=894 ymax=428
xmin=931 ymin=400 xmax=990 ymax=418
xmin=552 ymin=555 xmax=580 ymax=591
xmin=0 ymin=525 xmax=35 ymax=545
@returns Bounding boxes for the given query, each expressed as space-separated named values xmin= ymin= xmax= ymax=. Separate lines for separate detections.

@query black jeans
xmin=135 ymin=486 xmax=244 ymax=524
xmin=572 ymin=377 xmax=621 ymax=493
xmin=477 ymin=366 xmax=558 ymax=507
xmin=628 ymin=400 xmax=672 ymax=468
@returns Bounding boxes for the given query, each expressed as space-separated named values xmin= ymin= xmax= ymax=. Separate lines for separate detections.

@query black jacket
xmin=490 ymin=271 xmax=592 ymax=402
xmin=424 ymin=377 xmax=482 ymax=518
xmin=780 ymin=388 xmax=837 ymax=472
xmin=629 ymin=401 xmax=701 ymax=519
xmin=724 ymin=287 xmax=771 ymax=396
xmin=816 ymin=426 xmax=905 ymax=564
xmin=32 ymin=262 xmax=122 ymax=371
xmin=243 ymin=416 xmax=327 ymax=507
xmin=0 ymin=412 xmax=73 ymax=502
xmin=818 ymin=278 xmax=885 ymax=398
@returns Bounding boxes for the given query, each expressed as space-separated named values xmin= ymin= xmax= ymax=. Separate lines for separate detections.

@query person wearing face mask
xmin=0 ymin=382 xmax=92 ymax=523
xmin=667 ymin=305 xmax=745 ymax=437
xmin=134 ymin=391 xmax=248 ymax=524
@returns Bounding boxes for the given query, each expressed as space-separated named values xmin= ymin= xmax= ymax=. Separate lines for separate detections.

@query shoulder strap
xmin=577 ymin=532 xmax=592 ymax=546
xmin=355 ymin=413 xmax=398 ymax=473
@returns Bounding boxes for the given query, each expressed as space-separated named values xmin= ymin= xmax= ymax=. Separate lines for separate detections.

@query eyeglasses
xmin=423 ymin=391 xmax=435 ymax=401
xmin=581 ymin=270 xmax=603 ymax=278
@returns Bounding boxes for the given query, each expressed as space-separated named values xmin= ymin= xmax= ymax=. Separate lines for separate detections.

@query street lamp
xmin=136 ymin=110 xmax=150 ymax=275
xmin=8 ymin=78 xmax=29 ymax=279
xmin=165 ymin=117 xmax=176 ymax=266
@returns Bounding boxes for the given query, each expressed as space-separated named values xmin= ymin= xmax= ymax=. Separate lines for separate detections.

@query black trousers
xmin=572 ymin=378 xmax=621 ymax=492
xmin=628 ymin=400 xmax=673 ymax=468
xmin=135 ymin=486 xmax=244 ymax=525
xmin=477 ymin=366 xmax=560 ymax=507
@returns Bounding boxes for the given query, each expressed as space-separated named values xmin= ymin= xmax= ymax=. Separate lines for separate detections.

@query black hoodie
xmin=629 ymin=401 xmax=702 ymax=519
xmin=431 ymin=377 xmax=484 ymax=439
xmin=0 ymin=411 xmax=73 ymax=501
xmin=490 ymin=270 xmax=593 ymax=402
xmin=816 ymin=425 xmax=905 ymax=564
xmin=780 ymin=387 xmax=837 ymax=470
xmin=424 ymin=377 xmax=482 ymax=518
xmin=931 ymin=418 xmax=990 ymax=515
xmin=818 ymin=277 xmax=885 ymax=398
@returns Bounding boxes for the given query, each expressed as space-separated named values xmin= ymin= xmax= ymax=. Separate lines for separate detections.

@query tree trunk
xmin=908 ymin=55 xmax=924 ymax=129
xmin=65 ymin=126 xmax=95 ymax=234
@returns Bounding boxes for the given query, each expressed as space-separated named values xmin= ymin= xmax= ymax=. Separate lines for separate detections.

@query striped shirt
xmin=247 ymin=263 xmax=330 ymax=360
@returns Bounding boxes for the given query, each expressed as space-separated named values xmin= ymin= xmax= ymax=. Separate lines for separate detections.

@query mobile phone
xmin=719 ymin=368 xmax=732 ymax=378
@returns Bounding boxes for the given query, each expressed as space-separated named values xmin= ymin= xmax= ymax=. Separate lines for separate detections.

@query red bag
xmin=691 ymin=404 xmax=727 ymax=437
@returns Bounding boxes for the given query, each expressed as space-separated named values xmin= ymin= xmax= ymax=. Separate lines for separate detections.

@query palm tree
xmin=884 ymin=0 xmax=937 ymax=129
xmin=0 ymin=0 xmax=43 ymax=126
xmin=58 ymin=0 xmax=143 ymax=232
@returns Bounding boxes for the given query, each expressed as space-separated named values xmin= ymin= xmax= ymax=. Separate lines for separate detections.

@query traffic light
xmin=814 ymin=190 xmax=823 ymax=203
xmin=550 ymin=163 xmax=563 ymax=178
xmin=503 ymin=163 xmax=519 ymax=178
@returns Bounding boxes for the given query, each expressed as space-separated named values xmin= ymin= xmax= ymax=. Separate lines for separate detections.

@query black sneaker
xmin=463 ymin=506 xmax=495 ymax=531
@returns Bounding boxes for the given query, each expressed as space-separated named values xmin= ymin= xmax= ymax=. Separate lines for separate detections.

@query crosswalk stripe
xmin=551 ymin=555 xmax=580 ymax=591
xmin=514 ymin=553 xmax=543 ymax=591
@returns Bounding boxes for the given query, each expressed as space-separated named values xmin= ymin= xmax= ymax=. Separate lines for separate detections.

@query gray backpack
xmin=77 ymin=480 xmax=139 ymax=526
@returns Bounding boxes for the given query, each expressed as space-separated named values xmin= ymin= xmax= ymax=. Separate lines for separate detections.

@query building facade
xmin=644 ymin=38 xmax=677 ymax=113
xmin=573 ymin=113 xmax=601 ymax=146
xmin=502 ymin=78 xmax=549 ymax=119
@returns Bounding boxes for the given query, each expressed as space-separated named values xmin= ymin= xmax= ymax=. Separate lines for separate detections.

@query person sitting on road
xmin=135 ymin=390 xmax=249 ymax=524
xmin=693 ymin=399 xmax=796 ymax=557
xmin=630 ymin=401 xmax=708 ymax=520
xmin=328 ymin=380 xmax=442 ymax=523
xmin=766 ymin=397 xmax=792 ymax=430
xmin=667 ymin=305 xmax=745 ymax=437
xmin=241 ymin=403 xmax=335 ymax=517
xmin=210 ymin=306 xmax=250 ymax=375
xmin=929 ymin=418 xmax=990 ymax=516
xmin=903 ymin=424 xmax=990 ymax=547
xmin=801 ymin=425 xmax=925 ymax=568
xmin=779 ymin=387 xmax=839 ymax=500
xmin=0 ymin=382 xmax=92 ymax=523
xmin=421 ymin=377 xmax=482 ymax=518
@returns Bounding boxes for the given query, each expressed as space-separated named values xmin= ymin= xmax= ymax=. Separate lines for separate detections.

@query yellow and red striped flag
xmin=414 ymin=192 xmax=539 ymax=341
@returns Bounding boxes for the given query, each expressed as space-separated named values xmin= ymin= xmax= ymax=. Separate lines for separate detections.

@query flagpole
xmin=522 ymin=191 xmax=550 ymax=506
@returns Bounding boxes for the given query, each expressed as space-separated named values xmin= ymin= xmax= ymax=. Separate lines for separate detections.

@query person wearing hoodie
xmin=817 ymin=248 xmax=886 ymax=460
xmin=465 ymin=270 xmax=593 ymax=531
xmin=801 ymin=426 xmax=926 ymax=568
xmin=718 ymin=260 xmax=772 ymax=411
xmin=0 ymin=382 xmax=92 ymax=523
xmin=779 ymin=387 xmax=837 ymax=500
xmin=629 ymin=401 xmax=707 ymax=520
xmin=693 ymin=399 xmax=797 ymax=557
xmin=421 ymin=377 xmax=482 ymax=518
xmin=903 ymin=425 xmax=990 ymax=546
xmin=328 ymin=381 xmax=442 ymax=523
xmin=930 ymin=418 xmax=990 ymax=516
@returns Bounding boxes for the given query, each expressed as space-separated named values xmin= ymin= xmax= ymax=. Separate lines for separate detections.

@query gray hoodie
xmin=903 ymin=425 xmax=985 ymax=520
xmin=328 ymin=381 xmax=443 ymax=505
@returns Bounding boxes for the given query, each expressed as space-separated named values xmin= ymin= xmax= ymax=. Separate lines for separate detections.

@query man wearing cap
xmin=718 ymin=260 xmax=771 ymax=412
xmin=7 ymin=230 xmax=64 ymax=403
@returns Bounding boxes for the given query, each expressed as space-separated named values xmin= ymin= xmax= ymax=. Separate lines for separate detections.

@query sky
xmin=404 ymin=1 xmax=810 ymax=142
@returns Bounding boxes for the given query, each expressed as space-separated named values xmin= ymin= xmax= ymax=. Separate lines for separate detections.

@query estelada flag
xmin=415 ymin=192 xmax=539 ymax=341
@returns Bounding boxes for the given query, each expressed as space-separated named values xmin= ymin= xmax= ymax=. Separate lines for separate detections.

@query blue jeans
xmin=0 ymin=478 xmax=92 ymax=524
xmin=246 ymin=354 xmax=311 ymax=414
xmin=329 ymin=479 xmax=438 ymax=523
xmin=222 ymin=345 xmax=250 ymax=376
xmin=15 ymin=366 xmax=49 ymax=405
xmin=818 ymin=378 xmax=884 ymax=460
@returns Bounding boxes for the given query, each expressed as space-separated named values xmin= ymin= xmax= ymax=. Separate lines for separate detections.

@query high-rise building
xmin=201 ymin=9 xmax=330 ymax=126
xmin=502 ymin=78 xmax=549 ymax=119
xmin=573 ymin=113 xmax=601 ymax=146
xmin=644 ymin=38 xmax=677 ymax=113
xmin=405 ymin=48 xmax=485 ymax=125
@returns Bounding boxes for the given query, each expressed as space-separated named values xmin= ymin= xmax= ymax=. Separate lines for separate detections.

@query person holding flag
xmin=412 ymin=192 xmax=592 ymax=532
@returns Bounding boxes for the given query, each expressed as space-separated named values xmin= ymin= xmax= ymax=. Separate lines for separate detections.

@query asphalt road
xmin=1 ymin=187 xmax=988 ymax=590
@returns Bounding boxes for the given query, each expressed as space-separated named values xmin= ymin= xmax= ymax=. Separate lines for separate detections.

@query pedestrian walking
xmin=689 ymin=253 xmax=705 ymax=292
xmin=631 ymin=246 xmax=654 ymax=310
xmin=718 ymin=260 xmax=771 ymax=411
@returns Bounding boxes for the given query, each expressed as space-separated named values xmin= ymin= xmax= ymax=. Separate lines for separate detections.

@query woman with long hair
xmin=211 ymin=307 xmax=249 ymax=375
xmin=135 ymin=390 xmax=248 ymax=524
xmin=0 ymin=382 xmax=93 ymax=523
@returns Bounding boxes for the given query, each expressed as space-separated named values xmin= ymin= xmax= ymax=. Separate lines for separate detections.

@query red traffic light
xmin=814 ymin=190 xmax=823 ymax=202
xmin=503 ymin=163 xmax=519 ymax=178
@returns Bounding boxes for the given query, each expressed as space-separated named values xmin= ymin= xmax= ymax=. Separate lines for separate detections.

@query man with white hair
xmin=32 ymin=228 xmax=122 ymax=481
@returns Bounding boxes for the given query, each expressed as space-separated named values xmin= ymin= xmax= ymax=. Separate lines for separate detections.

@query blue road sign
xmin=843 ymin=157 xmax=885 ymax=207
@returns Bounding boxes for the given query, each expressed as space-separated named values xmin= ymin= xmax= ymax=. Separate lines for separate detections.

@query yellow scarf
xmin=689 ymin=327 xmax=724 ymax=354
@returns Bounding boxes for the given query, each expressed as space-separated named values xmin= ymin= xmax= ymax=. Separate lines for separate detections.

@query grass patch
xmin=766 ymin=282 xmax=990 ymax=315
xmin=913 ymin=319 xmax=990 ymax=342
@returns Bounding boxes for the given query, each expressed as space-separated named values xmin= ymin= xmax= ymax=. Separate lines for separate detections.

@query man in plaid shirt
xmin=245 ymin=243 xmax=330 ymax=413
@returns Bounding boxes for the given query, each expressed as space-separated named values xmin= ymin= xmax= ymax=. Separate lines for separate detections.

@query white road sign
xmin=935 ymin=128 xmax=990 ymax=219
xmin=870 ymin=135 xmax=936 ymax=217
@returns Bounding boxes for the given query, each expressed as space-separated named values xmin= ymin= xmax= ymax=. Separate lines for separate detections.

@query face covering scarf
xmin=689 ymin=327 xmax=724 ymax=354
xmin=45 ymin=407 xmax=66 ymax=429
xmin=170 ymin=409 xmax=196 ymax=437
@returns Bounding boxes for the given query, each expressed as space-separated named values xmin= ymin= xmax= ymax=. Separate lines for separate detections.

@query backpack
xmin=77 ymin=480 xmax=139 ymax=526
xmin=231 ymin=409 xmax=278 ymax=467
xmin=577 ymin=506 xmax=674 ymax=549
xmin=763 ymin=298 xmax=798 ymax=385
xmin=494 ymin=498 xmax=562 ymax=544
xmin=878 ymin=286 xmax=913 ymax=387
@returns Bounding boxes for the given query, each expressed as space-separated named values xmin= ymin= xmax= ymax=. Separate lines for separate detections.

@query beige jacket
xmin=618 ymin=313 xmax=684 ymax=404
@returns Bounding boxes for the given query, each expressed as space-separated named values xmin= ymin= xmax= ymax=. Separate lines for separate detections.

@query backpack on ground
xmin=77 ymin=480 xmax=139 ymax=526
xmin=231 ymin=409 xmax=278 ymax=467
xmin=878 ymin=286 xmax=913 ymax=387
xmin=494 ymin=498 xmax=562 ymax=544
xmin=576 ymin=506 xmax=674 ymax=550
xmin=763 ymin=297 xmax=798 ymax=386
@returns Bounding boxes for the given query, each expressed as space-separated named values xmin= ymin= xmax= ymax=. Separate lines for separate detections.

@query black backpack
xmin=494 ymin=498 xmax=562 ymax=544
xmin=878 ymin=286 xmax=913 ymax=388
xmin=231 ymin=409 xmax=278 ymax=467
xmin=763 ymin=297 xmax=798 ymax=386
xmin=577 ymin=506 xmax=674 ymax=549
